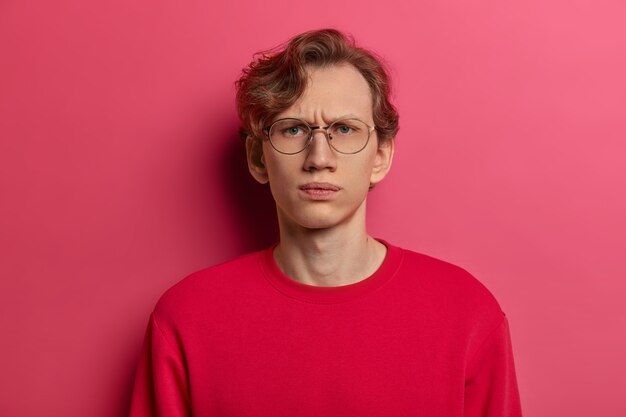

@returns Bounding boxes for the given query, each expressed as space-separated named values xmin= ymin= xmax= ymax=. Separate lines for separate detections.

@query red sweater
xmin=130 ymin=241 xmax=522 ymax=416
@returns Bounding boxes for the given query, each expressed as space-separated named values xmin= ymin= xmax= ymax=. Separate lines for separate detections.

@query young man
xmin=130 ymin=29 xmax=522 ymax=416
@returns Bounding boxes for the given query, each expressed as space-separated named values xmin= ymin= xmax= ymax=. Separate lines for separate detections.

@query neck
xmin=273 ymin=201 xmax=387 ymax=287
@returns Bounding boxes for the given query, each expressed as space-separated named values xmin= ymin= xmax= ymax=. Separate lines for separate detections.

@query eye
xmin=285 ymin=126 xmax=305 ymax=136
xmin=332 ymin=120 xmax=362 ymax=136
xmin=272 ymin=120 xmax=309 ymax=138
xmin=337 ymin=125 xmax=353 ymax=134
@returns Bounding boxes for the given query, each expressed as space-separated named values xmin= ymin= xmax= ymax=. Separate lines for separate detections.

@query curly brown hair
xmin=235 ymin=29 xmax=399 ymax=145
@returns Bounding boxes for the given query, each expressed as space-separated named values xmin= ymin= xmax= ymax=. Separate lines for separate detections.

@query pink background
xmin=1 ymin=0 xmax=625 ymax=415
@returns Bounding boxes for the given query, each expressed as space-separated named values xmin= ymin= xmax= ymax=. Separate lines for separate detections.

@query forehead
xmin=280 ymin=64 xmax=374 ymax=122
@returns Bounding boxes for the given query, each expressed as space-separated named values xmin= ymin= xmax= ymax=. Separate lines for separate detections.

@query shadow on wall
xmin=118 ymin=121 xmax=279 ymax=416
xmin=115 ymin=342 xmax=145 ymax=417
xmin=218 ymin=126 xmax=279 ymax=253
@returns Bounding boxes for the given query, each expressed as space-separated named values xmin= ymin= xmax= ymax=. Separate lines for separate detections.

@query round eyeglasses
xmin=264 ymin=118 xmax=376 ymax=155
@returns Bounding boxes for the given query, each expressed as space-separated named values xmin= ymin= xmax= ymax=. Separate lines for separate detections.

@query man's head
xmin=235 ymin=29 xmax=399 ymax=146
xmin=235 ymin=29 xmax=398 ymax=230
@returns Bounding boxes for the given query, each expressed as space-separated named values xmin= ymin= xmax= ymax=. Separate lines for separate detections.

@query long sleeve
xmin=129 ymin=313 xmax=191 ymax=417
xmin=464 ymin=316 xmax=522 ymax=416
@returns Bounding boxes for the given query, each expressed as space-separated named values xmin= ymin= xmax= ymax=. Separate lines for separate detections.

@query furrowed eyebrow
xmin=277 ymin=117 xmax=314 ymax=124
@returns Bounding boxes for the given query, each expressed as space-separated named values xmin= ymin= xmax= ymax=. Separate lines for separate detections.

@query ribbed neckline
xmin=259 ymin=239 xmax=403 ymax=304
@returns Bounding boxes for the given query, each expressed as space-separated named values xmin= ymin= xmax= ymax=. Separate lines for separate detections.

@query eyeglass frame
xmin=262 ymin=117 xmax=377 ymax=155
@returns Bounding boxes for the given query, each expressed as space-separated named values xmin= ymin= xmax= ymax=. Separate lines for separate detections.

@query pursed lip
xmin=299 ymin=182 xmax=341 ymax=191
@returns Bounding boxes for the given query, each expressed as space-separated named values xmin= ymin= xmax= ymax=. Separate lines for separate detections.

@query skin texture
xmin=246 ymin=64 xmax=394 ymax=286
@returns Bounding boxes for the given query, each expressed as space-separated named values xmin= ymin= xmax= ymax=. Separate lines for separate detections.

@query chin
xmin=291 ymin=214 xmax=341 ymax=230
xmin=279 ymin=205 xmax=358 ymax=231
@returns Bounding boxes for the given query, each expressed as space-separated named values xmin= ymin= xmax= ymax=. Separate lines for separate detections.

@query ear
xmin=369 ymin=139 xmax=394 ymax=186
xmin=246 ymin=136 xmax=269 ymax=184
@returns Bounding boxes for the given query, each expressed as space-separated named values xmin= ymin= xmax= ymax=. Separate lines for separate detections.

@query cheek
xmin=265 ymin=159 xmax=296 ymax=185
xmin=342 ymin=159 xmax=377 ymax=201
xmin=263 ymin=152 xmax=300 ymax=201
xmin=355 ymin=148 xmax=378 ymax=179
xmin=263 ymin=145 xmax=287 ymax=180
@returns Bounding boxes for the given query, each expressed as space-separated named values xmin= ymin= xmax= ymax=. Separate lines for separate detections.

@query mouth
xmin=299 ymin=182 xmax=341 ymax=200
xmin=300 ymin=182 xmax=341 ymax=191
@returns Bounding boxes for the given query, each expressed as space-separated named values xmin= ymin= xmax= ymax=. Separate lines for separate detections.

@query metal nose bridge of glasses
xmin=307 ymin=123 xmax=338 ymax=141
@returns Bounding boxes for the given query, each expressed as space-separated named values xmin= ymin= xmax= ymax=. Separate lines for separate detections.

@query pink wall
xmin=1 ymin=0 xmax=625 ymax=415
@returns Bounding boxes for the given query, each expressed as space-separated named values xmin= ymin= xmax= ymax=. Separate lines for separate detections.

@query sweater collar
xmin=259 ymin=239 xmax=403 ymax=304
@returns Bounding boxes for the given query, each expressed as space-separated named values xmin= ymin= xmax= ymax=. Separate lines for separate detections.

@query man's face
xmin=248 ymin=63 xmax=393 ymax=231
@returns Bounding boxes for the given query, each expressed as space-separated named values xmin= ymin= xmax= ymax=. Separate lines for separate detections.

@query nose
xmin=303 ymin=129 xmax=337 ymax=172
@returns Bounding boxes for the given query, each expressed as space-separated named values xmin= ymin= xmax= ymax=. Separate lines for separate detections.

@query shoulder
xmin=392 ymin=243 xmax=505 ymax=323
xmin=401 ymin=248 xmax=500 ymax=303
xmin=152 ymin=249 xmax=266 ymax=321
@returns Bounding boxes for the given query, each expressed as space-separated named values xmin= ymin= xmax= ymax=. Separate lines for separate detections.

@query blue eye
xmin=279 ymin=124 xmax=308 ymax=138
xmin=332 ymin=122 xmax=359 ymax=136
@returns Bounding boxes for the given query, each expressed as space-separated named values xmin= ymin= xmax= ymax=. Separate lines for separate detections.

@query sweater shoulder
xmin=397 ymin=247 xmax=505 ymax=319
xmin=153 ymin=249 xmax=264 ymax=320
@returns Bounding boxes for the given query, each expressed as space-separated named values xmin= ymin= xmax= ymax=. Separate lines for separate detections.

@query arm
xmin=464 ymin=316 xmax=522 ymax=417
xmin=129 ymin=313 xmax=191 ymax=417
